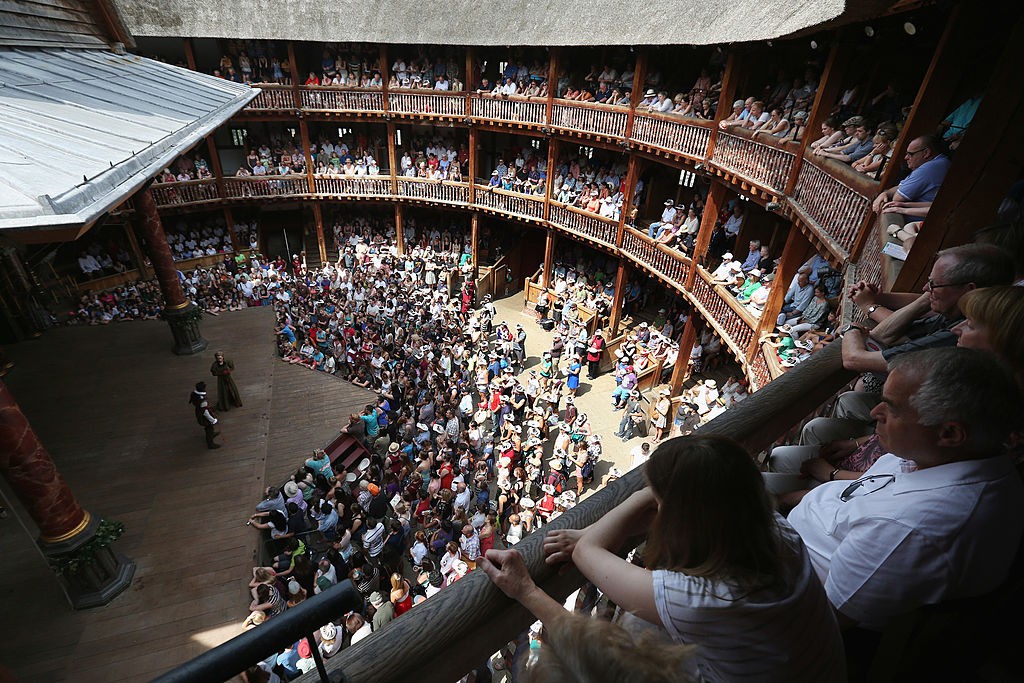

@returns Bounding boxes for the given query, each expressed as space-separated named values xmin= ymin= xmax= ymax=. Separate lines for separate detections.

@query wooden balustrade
xmin=711 ymin=132 xmax=795 ymax=194
xmin=750 ymin=348 xmax=776 ymax=390
xmin=150 ymin=179 xmax=220 ymax=207
xmin=469 ymin=95 xmax=547 ymax=125
xmin=790 ymin=157 xmax=878 ymax=258
xmin=690 ymin=269 xmax=756 ymax=358
xmin=550 ymin=101 xmax=628 ymax=138
xmin=548 ymin=203 xmax=618 ymax=248
xmin=299 ymin=87 xmax=385 ymax=113
xmin=223 ymin=175 xmax=308 ymax=198
xmin=620 ymin=228 xmax=690 ymax=289
xmin=313 ymin=176 xmax=392 ymax=196
xmin=396 ymin=178 xmax=469 ymax=204
xmin=388 ymin=92 xmax=466 ymax=117
xmin=631 ymin=114 xmax=712 ymax=160
xmin=472 ymin=185 xmax=544 ymax=220
xmin=244 ymin=84 xmax=295 ymax=111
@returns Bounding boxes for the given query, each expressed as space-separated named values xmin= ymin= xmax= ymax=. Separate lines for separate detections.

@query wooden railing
xmin=473 ymin=185 xmax=545 ymax=220
xmin=244 ymin=84 xmax=295 ymax=111
xmin=150 ymin=179 xmax=220 ymax=207
xmin=689 ymin=268 xmax=756 ymax=358
xmin=550 ymin=100 xmax=628 ymax=138
xmin=790 ymin=156 xmax=878 ymax=259
xmin=631 ymin=114 xmax=713 ymax=161
xmin=469 ymin=95 xmax=547 ymax=125
xmin=388 ymin=92 xmax=466 ymax=117
xmin=619 ymin=227 xmax=690 ymax=289
xmin=308 ymin=344 xmax=853 ymax=683
xmin=396 ymin=177 xmax=470 ymax=204
xmin=223 ymin=175 xmax=308 ymax=198
xmin=299 ymin=87 xmax=385 ymax=113
xmin=711 ymin=132 xmax=795 ymax=195
xmin=548 ymin=203 xmax=618 ymax=248
xmin=750 ymin=347 xmax=777 ymax=390
xmin=313 ymin=176 xmax=392 ymax=196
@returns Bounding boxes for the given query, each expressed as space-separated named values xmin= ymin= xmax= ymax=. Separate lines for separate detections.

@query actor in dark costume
xmin=210 ymin=351 xmax=243 ymax=411
xmin=189 ymin=381 xmax=220 ymax=449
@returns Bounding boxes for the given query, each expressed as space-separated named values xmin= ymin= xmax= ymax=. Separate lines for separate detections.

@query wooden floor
xmin=0 ymin=307 xmax=373 ymax=683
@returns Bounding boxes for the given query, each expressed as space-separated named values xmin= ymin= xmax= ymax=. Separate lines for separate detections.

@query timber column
xmin=0 ymin=380 xmax=134 ymax=608
xmin=135 ymin=185 xmax=208 ymax=355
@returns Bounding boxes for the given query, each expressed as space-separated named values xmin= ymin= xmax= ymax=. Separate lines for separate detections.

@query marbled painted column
xmin=0 ymin=380 xmax=87 ymax=541
xmin=136 ymin=184 xmax=208 ymax=355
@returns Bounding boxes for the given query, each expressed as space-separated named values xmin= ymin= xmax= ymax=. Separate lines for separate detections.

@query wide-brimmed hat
xmin=520 ymin=497 xmax=535 ymax=508
xmin=550 ymin=460 xmax=563 ymax=470
xmin=284 ymin=481 xmax=300 ymax=498
xmin=704 ymin=379 xmax=717 ymax=388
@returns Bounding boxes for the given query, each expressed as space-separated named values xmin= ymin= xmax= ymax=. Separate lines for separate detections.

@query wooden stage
xmin=0 ymin=307 xmax=374 ymax=682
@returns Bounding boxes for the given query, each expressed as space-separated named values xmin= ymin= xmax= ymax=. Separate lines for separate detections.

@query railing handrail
xmin=634 ymin=110 xmax=716 ymax=128
xmin=471 ymin=183 xmax=544 ymax=202
xmin=799 ymin=151 xmax=880 ymax=199
xmin=717 ymin=129 xmax=797 ymax=158
xmin=296 ymin=344 xmax=853 ymax=683
xmin=298 ymin=84 xmax=384 ymax=93
xmin=151 ymin=177 xmax=217 ymax=187
xmin=551 ymin=98 xmax=629 ymax=114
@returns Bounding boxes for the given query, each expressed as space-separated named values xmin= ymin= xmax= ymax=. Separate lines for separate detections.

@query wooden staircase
xmin=323 ymin=430 xmax=372 ymax=474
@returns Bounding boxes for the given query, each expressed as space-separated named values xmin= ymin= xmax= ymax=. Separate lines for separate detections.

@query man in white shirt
xmin=647 ymin=199 xmax=678 ymax=239
xmin=788 ymin=348 xmax=1024 ymax=633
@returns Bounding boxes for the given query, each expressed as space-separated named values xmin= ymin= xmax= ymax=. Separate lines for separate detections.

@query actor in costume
xmin=189 ymin=381 xmax=220 ymax=449
xmin=210 ymin=351 xmax=243 ymax=411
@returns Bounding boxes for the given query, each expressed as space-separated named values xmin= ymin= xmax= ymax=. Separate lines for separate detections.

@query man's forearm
xmin=870 ymin=293 xmax=931 ymax=346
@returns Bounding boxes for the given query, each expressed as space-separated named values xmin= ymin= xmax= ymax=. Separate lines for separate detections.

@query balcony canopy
xmin=112 ymin=0 xmax=852 ymax=46
xmin=0 ymin=48 xmax=257 ymax=239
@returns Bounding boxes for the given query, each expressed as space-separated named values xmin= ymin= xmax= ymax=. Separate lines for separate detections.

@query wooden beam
xmin=470 ymin=212 xmax=480 ymax=277
xmin=894 ymin=10 xmax=1024 ymax=292
xmin=468 ymin=126 xmax=478 ymax=204
xmin=623 ymin=49 xmax=647 ymax=141
xmin=752 ymin=226 xmax=811 ymax=358
xmin=544 ymin=138 xmax=558 ymax=222
xmin=386 ymin=122 xmax=399 ymax=195
xmin=311 ymin=203 xmax=326 ymax=264
xmin=542 ymin=230 xmax=556 ymax=288
xmin=616 ymin=155 xmax=640 ymax=248
xmin=394 ymin=204 xmax=405 ymax=255
xmin=545 ymin=48 xmax=559 ymax=126
xmin=687 ymin=181 xmax=727 ymax=287
xmin=705 ymin=50 xmax=743 ymax=161
xmin=182 ymin=38 xmax=197 ymax=72
xmin=669 ymin=313 xmax=696 ymax=396
xmin=608 ymin=260 xmax=629 ymax=336
xmin=286 ymin=42 xmax=301 ymax=107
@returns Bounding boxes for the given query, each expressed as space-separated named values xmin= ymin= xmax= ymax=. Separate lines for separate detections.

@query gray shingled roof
xmin=111 ymin=0 xmax=846 ymax=46
xmin=0 ymin=48 xmax=257 ymax=233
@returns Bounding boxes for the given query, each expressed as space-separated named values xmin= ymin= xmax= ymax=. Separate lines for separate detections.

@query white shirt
xmin=652 ymin=517 xmax=845 ymax=682
xmin=788 ymin=453 xmax=1024 ymax=631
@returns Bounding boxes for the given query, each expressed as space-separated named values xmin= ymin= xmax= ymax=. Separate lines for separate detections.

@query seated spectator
xmin=778 ymin=109 xmax=807 ymax=143
xmin=953 ymin=285 xmax=1024 ymax=386
xmin=851 ymin=128 xmax=894 ymax=177
xmin=808 ymin=115 xmax=845 ymax=152
xmin=938 ymin=90 xmax=982 ymax=150
xmin=814 ymin=118 xmax=874 ymax=164
xmin=740 ymin=100 xmax=770 ymax=132
xmin=872 ymin=135 xmax=952 ymax=237
xmin=740 ymin=239 xmax=761 ymax=273
xmin=787 ymin=348 xmax=1024 ymax=638
xmin=718 ymin=99 xmax=746 ymax=128
xmin=776 ymin=268 xmax=814 ymax=326
xmin=754 ymin=107 xmax=789 ymax=138
xmin=543 ymin=435 xmax=846 ymax=680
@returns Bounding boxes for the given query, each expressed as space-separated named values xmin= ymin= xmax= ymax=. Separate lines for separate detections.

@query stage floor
xmin=0 ymin=307 xmax=373 ymax=682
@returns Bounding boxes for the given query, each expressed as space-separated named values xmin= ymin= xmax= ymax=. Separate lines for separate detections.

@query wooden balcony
xmin=750 ymin=346 xmax=778 ymax=390
xmin=469 ymin=94 xmax=547 ymax=127
xmin=548 ymin=203 xmax=618 ymax=248
xmin=689 ymin=267 xmax=757 ymax=359
xmin=243 ymin=84 xmax=295 ymax=111
xmin=619 ymin=227 xmax=690 ymax=289
xmin=150 ymin=179 xmax=220 ymax=208
xmin=313 ymin=175 xmax=392 ymax=197
xmin=472 ymin=185 xmax=545 ymax=221
xmin=396 ymin=177 xmax=469 ymax=205
xmin=710 ymin=131 xmax=795 ymax=195
xmin=223 ymin=175 xmax=308 ymax=199
xmin=550 ymin=100 xmax=628 ymax=139
xmin=789 ymin=155 xmax=879 ymax=260
xmin=299 ymin=86 xmax=385 ymax=114
xmin=631 ymin=114 xmax=712 ymax=161
xmin=388 ymin=91 xmax=466 ymax=119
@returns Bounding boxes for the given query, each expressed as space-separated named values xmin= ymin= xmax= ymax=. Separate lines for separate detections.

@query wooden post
xmin=183 ymin=38 xmax=197 ymax=71
xmin=311 ymin=203 xmax=327 ymax=265
xmin=545 ymin=48 xmax=559 ymax=126
xmin=542 ymin=230 xmax=556 ymax=288
xmin=616 ymin=155 xmax=639 ymax=248
xmin=379 ymin=44 xmax=389 ymax=108
xmin=686 ymin=181 xmax=726 ymax=287
xmin=608 ymin=261 xmax=629 ymax=336
xmin=386 ymin=122 xmax=399 ymax=194
xmin=223 ymin=208 xmax=238 ymax=253
xmin=470 ymin=213 xmax=480 ymax=277
xmin=299 ymin=119 xmax=316 ymax=195
xmin=205 ymin=136 xmax=226 ymax=202
xmin=670 ymin=314 xmax=697 ymax=396
xmin=705 ymin=50 xmax=743 ymax=160
xmin=623 ymin=49 xmax=647 ymax=141
xmin=123 ymin=220 xmax=147 ymax=273
xmin=751 ymin=226 xmax=810 ymax=359
xmin=894 ymin=10 xmax=1024 ymax=292
xmin=394 ymin=204 xmax=405 ymax=255
xmin=468 ymin=125 xmax=478 ymax=204
xmin=286 ymin=42 xmax=301 ymax=107
xmin=785 ymin=37 xmax=851 ymax=195
xmin=465 ymin=46 xmax=476 ymax=115
xmin=543 ymin=138 xmax=558 ymax=222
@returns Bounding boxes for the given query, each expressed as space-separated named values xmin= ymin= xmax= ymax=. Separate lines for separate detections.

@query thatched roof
xmin=110 ymin=0 xmax=849 ymax=46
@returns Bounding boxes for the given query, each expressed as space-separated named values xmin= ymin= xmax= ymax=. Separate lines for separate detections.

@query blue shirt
xmin=897 ymin=155 xmax=951 ymax=203
xmin=841 ymin=137 xmax=875 ymax=162
xmin=741 ymin=250 xmax=760 ymax=272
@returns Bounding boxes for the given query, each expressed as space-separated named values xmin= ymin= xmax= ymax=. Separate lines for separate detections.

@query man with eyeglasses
xmin=815 ymin=117 xmax=875 ymax=164
xmin=871 ymin=134 xmax=951 ymax=234
xmin=787 ymin=348 xmax=1024 ymax=639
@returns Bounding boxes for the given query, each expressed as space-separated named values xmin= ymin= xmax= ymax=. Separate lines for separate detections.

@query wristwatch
xmin=829 ymin=467 xmax=841 ymax=481
xmin=867 ymin=304 xmax=880 ymax=315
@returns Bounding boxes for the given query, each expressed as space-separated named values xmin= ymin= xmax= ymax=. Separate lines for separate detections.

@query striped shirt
xmin=362 ymin=521 xmax=386 ymax=558
xmin=651 ymin=517 xmax=845 ymax=682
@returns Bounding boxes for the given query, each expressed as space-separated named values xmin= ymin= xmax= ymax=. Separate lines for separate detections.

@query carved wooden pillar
xmin=394 ymin=204 xmax=405 ymax=255
xmin=0 ymin=380 xmax=134 ymax=608
xmin=608 ymin=260 xmax=629 ymax=336
xmin=135 ymin=185 xmax=207 ymax=355
xmin=670 ymin=314 xmax=697 ymax=396
xmin=542 ymin=230 xmax=556 ymax=288
xmin=687 ymin=181 xmax=727 ymax=287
